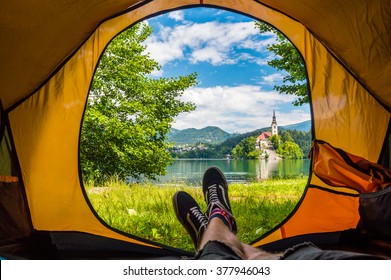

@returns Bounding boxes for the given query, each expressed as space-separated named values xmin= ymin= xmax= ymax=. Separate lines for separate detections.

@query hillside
xmin=169 ymin=120 xmax=312 ymax=158
xmin=211 ymin=122 xmax=312 ymax=158
xmin=168 ymin=126 xmax=233 ymax=145
xmin=280 ymin=120 xmax=311 ymax=132
xmin=169 ymin=120 xmax=311 ymax=146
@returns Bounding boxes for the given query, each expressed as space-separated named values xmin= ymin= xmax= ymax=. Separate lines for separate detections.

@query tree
xmin=232 ymin=136 xmax=260 ymax=159
xmin=270 ymin=131 xmax=304 ymax=159
xmin=288 ymin=129 xmax=312 ymax=156
xmin=269 ymin=134 xmax=281 ymax=150
xmin=80 ymin=23 xmax=197 ymax=182
xmin=280 ymin=141 xmax=304 ymax=159
xmin=280 ymin=131 xmax=294 ymax=143
xmin=255 ymin=22 xmax=308 ymax=106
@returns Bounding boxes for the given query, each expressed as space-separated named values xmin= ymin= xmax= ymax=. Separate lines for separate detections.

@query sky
xmin=142 ymin=8 xmax=310 ymax=134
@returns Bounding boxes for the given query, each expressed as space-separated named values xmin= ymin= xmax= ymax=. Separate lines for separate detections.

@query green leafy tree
xmin=280 ymin=141 xmax=304 ymax=159
xmin=288 ymin=129 xmax=312 ymax=156
xmin=269 ymin=131 xmax=304 ymax=159
xmin=80 ymin=23 xmax=197 ymax=182
xmin=269 ymin=134 xmax=281 ymax=150
xmin=232 ymin=136 xmax=260 ymax=159
xmin=280 ymin=131 xmax=294 ymax=143
xmin=255 ymin=22 xmax=308 ymax=106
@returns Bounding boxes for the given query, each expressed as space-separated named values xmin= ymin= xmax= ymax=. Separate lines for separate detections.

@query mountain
xmin=169 ymin=120 xmax=311 ymax=147
xmin=168 ymin=126 xmax=233 ymax=145
xmin=280 ymin=120 xmax=311 ymax=132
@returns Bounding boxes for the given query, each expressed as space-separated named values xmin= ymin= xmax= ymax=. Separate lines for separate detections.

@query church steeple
xmin=271 ymin=110 xmax=278 ymax=136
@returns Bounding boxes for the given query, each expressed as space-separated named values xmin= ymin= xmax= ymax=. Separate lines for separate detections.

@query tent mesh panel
xmin=0 ymin=109 xmax=32 ymax=246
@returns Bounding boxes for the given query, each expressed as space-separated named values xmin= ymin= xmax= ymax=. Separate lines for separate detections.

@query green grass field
xmin=85 ymin=177 xmax=307 ymax=252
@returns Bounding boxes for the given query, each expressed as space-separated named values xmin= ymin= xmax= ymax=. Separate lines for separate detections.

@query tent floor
xmin=261 ymin=229 xmax=391 ymax=259
xmin=1 ymin=230 xmax=390 ymax=260
xmin=0 ymin=231 xmax=191 ymax=260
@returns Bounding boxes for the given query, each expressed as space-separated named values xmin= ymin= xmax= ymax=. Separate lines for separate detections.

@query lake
xmin=154 ymin=158 xmax=310 ymax=184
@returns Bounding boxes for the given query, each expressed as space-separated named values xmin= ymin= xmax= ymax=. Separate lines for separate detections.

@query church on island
xmin=255 ymin=111 xmax=279 ymax=160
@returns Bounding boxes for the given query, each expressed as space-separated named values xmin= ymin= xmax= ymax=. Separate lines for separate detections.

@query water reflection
xmin=154 ymin=158 xmax=310 ymax=185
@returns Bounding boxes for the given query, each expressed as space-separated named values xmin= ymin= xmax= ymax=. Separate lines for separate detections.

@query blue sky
xmin=142 ymin=8 xmax=310 ymax=133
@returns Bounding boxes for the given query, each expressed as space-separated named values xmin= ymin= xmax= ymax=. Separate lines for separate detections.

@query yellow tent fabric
xmin=0 ymin=0 xmax=390 ymax=254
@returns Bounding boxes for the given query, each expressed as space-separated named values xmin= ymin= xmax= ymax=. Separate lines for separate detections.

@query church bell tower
xmin=271 ymin=110 xmax=278 ymax=136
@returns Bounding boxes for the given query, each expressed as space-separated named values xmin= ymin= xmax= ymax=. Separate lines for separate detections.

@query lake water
xmin=155 ymin=158 xmax=310 ymax=184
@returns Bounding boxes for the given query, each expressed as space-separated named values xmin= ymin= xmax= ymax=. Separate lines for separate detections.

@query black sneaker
xmin=172 ymin=191 xmax=208 ymax=249
xmin=202 ymin=166 xmax=237 ymax=233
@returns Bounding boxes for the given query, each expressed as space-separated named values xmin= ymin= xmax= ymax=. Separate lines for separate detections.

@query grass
xmin=85 ymin=177 xmax=307 ymax=252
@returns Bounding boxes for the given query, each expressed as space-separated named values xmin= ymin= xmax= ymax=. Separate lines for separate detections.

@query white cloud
xmin=260 ymin=73 xmax=285 ymax=85
xmin=145 ymin=38 xmax=184 ymax=65
xmin=168 ymin=11 xmax=184 ymax=21
xmin=190 ymin=46 xmax=235 ymax=65
xmin=254 ymin=53 xmax=277 ymax=66
xmin=238 ymin=35 xmax=276 ymax=52
xmin=173 ymin=85 xmax=309 ymax=133
xmin=144 ymin=21 xmax=270 ymax=67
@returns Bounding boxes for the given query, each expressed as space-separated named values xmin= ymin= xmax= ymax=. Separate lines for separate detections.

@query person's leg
xmin=172 ymin=167 xmax=282 ymax=259
xmin=198 ymin=166 xmax=282 ymax=260
xmin=280 ymin=242 xmax=386 ymax=260
xmin=197 ymin=216 xmax=282 ymax=260
xmin=197 ymin=218 xmax=246 ymax=259
xmin=172 ymin=190 xmax=242 ymax=259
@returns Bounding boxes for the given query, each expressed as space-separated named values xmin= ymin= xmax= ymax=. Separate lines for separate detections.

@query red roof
xmin=256 ymin=131 xmax=272 ymax=141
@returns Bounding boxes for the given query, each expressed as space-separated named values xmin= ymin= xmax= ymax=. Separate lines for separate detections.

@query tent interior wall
xmin=0 ymin=0 xmax=390 ymax=259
